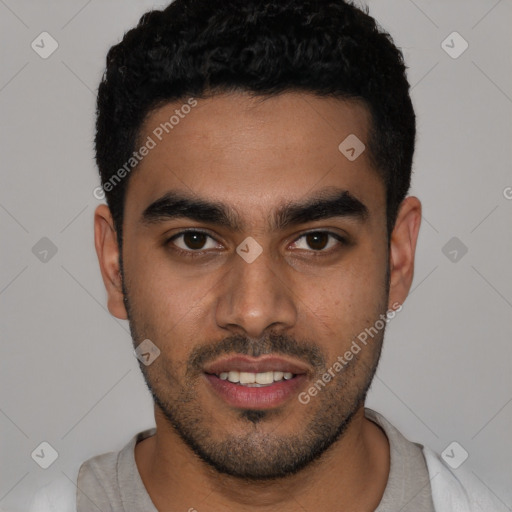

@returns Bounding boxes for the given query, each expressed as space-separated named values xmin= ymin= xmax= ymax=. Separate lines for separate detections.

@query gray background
xmin=1 ymin=0 xmax=511 ymax=510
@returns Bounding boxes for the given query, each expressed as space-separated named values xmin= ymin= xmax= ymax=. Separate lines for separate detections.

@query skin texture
xmin=94 ymin=91 xmax=421 ymax=511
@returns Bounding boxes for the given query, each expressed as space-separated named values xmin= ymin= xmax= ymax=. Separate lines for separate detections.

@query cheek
xmin=124 ymin=248 xmax=213 ymax=351
xmin=298 ymin=250 xmax=387 ymax=345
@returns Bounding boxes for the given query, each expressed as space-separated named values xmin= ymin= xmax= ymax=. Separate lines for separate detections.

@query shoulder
xmin=422 ymin=446 xmax=509 ymax=512
xmin=76 ymin=449 xmax=120 ymax=507
xmin=78 ymin=449 xmax=119 ymax=483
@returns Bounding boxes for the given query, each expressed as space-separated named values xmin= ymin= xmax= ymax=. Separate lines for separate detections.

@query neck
xmin=135 ymin=405 xmax=390 ymax=512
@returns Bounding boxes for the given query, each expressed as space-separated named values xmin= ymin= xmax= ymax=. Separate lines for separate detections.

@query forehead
xmin=125 ymin=91 xmax=385 ymax=227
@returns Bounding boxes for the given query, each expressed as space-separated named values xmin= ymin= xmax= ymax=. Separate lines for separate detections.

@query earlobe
xmin=94 ymin=204 xmax=128 ymax=320
xmin=387 ymin=196 xmax=422 ymax=310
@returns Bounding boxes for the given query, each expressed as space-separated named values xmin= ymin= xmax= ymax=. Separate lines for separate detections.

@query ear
xmin=387 ymin=196 xmax=422 ymax=310
xmin=94 ymin=204 xmax=128 ymax=320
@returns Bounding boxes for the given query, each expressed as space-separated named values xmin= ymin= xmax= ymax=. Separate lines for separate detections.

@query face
xmin=96 ymin=91 xmax=416 ymax=480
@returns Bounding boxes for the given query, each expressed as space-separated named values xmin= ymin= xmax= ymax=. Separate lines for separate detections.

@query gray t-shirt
xmin=76 ymin=408 xmax=435 ymax=511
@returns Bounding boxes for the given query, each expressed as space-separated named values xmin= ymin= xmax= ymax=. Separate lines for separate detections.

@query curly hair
xmin=95 ymin=0 xmax=415 ymax=243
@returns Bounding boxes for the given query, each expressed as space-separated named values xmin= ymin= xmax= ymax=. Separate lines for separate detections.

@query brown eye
xmin=167 ymin=230 xmax=220 ymax=253
xmin=305 ymin=232 xmax=329 ymax=250
xmin=182 ymin=232 xmax=208 ymax=250
xmin=291 ymin=231 xmax=346 ymax=253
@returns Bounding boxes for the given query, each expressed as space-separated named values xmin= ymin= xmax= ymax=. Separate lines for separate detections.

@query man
xmin=30 ymin=0 xmax=507 ymax=510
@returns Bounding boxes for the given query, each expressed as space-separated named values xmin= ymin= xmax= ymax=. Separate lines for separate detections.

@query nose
xmin=215 ymin=246 xmax=298 ymax=339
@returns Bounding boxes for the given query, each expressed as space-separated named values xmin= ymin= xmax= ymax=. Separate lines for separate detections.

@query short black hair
xmin=95 ymin=0 xmax=415 ymax=244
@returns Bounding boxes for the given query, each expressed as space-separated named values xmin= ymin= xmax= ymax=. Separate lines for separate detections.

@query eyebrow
xmin=140 ymin=187 xmax=369 ymax=232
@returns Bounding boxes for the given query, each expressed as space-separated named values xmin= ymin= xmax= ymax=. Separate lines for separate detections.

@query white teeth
xmin=228 ymin=371 xmax=240 ymax=383
xmin=239 ymin=372 xmax=256 ymax=384
xmin=221 ymin=370 xmax=295 ymax=385
xmin=255 ymin=371 xmax=274 ymax=384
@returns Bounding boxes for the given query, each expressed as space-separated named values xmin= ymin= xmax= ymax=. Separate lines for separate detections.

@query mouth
xmin=203 ymin=355 xmax=310 ymax=410
xmin=215 ymin=370 xmax=295 ymax=387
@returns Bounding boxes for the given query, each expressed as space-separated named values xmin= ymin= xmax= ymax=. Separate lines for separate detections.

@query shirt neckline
xmin=118 ymin=408 xmax=427 ymax=511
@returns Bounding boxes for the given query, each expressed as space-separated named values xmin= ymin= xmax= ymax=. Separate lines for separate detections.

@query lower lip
xmin=204 ymin=374 xmax=307 ymax=410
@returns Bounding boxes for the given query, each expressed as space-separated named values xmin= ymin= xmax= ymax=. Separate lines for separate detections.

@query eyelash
xmin=165 ymin=229 xmax=348 ymax=258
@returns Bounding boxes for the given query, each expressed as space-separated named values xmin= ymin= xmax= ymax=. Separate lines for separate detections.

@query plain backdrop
xmin=1 ymin=0 xmax=511 ymax=510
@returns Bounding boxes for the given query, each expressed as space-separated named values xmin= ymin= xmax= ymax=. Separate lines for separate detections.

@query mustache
xmin=187 ymin=332 xmax=327 ymax=375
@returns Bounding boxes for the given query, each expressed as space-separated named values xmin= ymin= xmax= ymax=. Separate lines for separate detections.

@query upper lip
xmin=203 ymin=355 xmax=310 ymax=375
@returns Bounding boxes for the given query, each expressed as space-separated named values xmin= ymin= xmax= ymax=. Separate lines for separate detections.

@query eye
xmin=167 ymin=230 xmax=221 ymax=252
xmin=166 ymin=229 xmax=347 ymax=257
xmin=290 ymin=231 xmax=346 ymax=252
